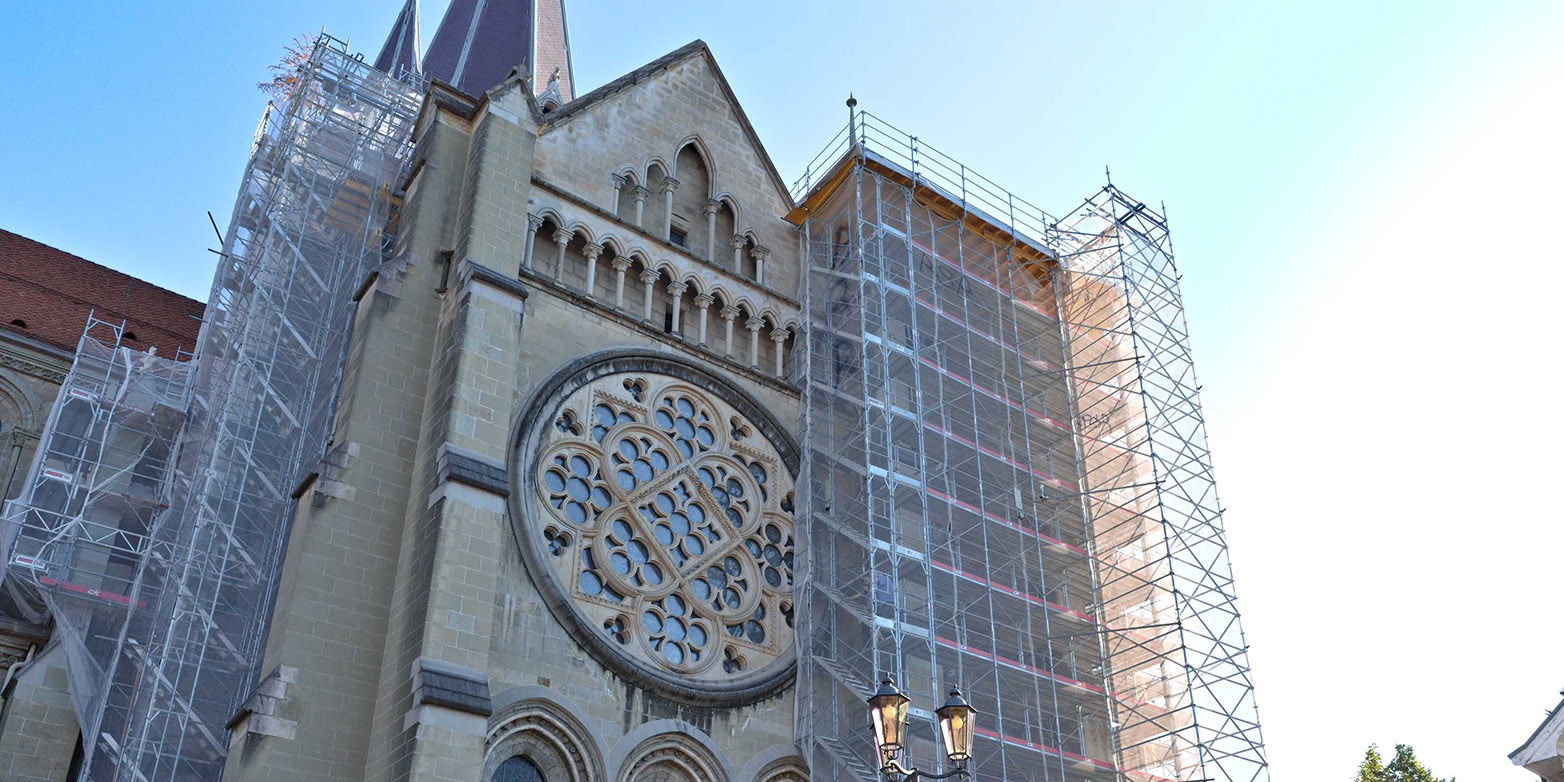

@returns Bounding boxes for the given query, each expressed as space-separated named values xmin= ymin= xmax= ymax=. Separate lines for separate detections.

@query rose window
xmin=524 ymin=370 xmax=796 ymax=693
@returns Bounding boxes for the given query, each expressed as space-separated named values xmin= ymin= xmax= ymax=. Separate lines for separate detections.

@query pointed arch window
xmin=492 ymin=756 xmax=543 ymax=782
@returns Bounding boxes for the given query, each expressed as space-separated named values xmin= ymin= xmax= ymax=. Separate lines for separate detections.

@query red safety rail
xmin=925 ymin=487 xmax=1089 ymax=558
xmin=973 ymin=723 xmax=1177 ymax=782
xmin=908 ymin=238 xmax=1059 ymax=323
xmin=37 ymin=577 xmax=146 ymax=608
xmin=911 ymin=292 xmax=1128 ymax=408
xmin=921 ymin=419 xmax=1077 ymax=493
xmin=915 ymin=355 xmax=1073 ymax=435
xmin=930 ymin=558 xmax=1095 ymax=625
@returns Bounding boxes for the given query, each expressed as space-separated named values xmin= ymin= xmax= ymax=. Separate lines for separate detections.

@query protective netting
xmin=2 ymin=36 xmax=422 ymax=781
xmin=1 ymin=316 xmax=193 ymax=766
xmin=792 ymin=113 xmax=1266 ymax=782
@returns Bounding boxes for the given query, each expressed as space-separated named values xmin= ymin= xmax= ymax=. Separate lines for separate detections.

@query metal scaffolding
xmin=791 ymin=111 xmax=1266 ymax=782
xmin=2 ymin=35 xmax=422 ymax=781
xmin=1 ymin=315 xmax=193 ymax=753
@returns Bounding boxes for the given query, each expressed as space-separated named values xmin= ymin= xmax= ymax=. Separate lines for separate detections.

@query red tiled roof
xmin=0 ymin=229 xmax=204 ymax=356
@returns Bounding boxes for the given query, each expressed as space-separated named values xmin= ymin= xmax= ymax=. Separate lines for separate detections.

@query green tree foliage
xmin=1352 ymin=744 xmax=1455 ymax=782
xmin=1355 ymin=745 xmax=1387 ymax=782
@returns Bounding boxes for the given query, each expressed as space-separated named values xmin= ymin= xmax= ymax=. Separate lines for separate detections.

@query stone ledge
xmin=291 ymin=441 xmax=360 ymax=507
xmin=227 ymin=664 xmax=299 ymax=740
xmin=461 ymin=258 xmax=531 ymax=301
xmin=410 ymin=656 xmax=492 ymax=717
xmin=436 ymin=443 xmax=510 ymax=497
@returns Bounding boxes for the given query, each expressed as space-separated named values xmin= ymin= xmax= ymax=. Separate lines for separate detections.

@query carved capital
xmin=719 ymin=305 xmax=740 ymax=321
xmin=632 ymin=186 xmax=651 ymax=203
xmin=745 ymin=317 xmax=764 ymax=332
xmin=552 ymin=228 xmax=572 ymax=246
xmin=749 ymin=245 xmax=771 ymax=261
xmin=728 ymin=234 xmax=747 ymax=250
xmin=610 ymin=173 xmax=628 ymax=189
xmin=693 ymin=293 xmax=715 ymax=309
xmin=666 ymin=280 xmax=689 ymax=296
xmin=703 ymin=199 xmax=721 ymax=216
xmin=770 ymin=328 xmax=790 ymax=344
xmin=527 ymin=213 xmax=545 ymax=231
xmin=610 ymin=257 xmax=631 ymax=272
xmin=581 ymin=242 xmax=604 ymax=261
xmin=660 ymin=176 xmax=680 ymax=194
xmin=638 ymin=269 xmax=661 ymax=284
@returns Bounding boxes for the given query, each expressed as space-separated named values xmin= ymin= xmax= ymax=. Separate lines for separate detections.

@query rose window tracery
xmin=525 ymin=370 xmax=796 ymax=693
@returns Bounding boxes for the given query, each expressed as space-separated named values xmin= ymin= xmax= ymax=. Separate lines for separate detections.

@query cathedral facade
xmin=0 ymin=1 xmax=1269 ymax=780
xmin=224 ymin=7 xmax=806 ymax=782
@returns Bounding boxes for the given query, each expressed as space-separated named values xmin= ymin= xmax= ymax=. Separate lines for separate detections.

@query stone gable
xmin=531 ymin=49 xmax=800 ymax=299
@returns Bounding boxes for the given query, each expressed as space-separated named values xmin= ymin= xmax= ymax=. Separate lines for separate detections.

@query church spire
xmin=423 ymin=0 xmax=574 ymax=101
xmin=373 ymin=0 xmax=422 ymax=80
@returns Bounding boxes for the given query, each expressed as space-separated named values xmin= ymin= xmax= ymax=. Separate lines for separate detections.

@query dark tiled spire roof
xmin=373 ymin=0 xmax=422 ymax=80
xmin=423 ymin=0 xmax=534 ymax=97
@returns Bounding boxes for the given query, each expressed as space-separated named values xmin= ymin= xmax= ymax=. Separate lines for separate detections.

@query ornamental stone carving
xmin=513 ymin=356 xmax=796 ymax=703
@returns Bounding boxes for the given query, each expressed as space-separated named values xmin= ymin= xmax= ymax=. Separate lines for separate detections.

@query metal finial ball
xmin=847 ymin=95 xmax=858 ymax=108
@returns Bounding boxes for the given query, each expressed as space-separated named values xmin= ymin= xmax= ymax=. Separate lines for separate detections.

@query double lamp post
xmin=866 ymin=677 xmax=978 ymax=782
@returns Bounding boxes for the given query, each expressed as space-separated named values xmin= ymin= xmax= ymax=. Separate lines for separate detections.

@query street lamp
xmin=867 ymin=677 xmax=978 ymax=781
xmin=934 ymin=688 xmax=976 ymax=764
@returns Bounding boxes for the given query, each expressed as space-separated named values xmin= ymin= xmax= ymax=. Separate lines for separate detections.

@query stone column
xmin=729 ymin=235 xmax=745 ymax=273
xmin=720 ymin=306 xmax=739 ymax=358
xmin=746 ymin=317 xmax=763 ymax=369
xmin=703 ymin=200 xmax=720 ymax=260
xmin=667 ymin=281 xmax=688 ymax=337
xmin=694 ymin=294 xmax=714 ymax=347
xmin=639 ymin=269 xmax=660 ymax=323
xmin=552 ymin=228 xmax=571 ymax=283
xmin=582 ymin=243 xmax=604 ymax=298
xmin=751 ymin=245 xmax=770 ymax=287
xmin=771 ymin=328 xmax=789 ymax=376
xmin=632 ymin=186 xmax=650 ymax=228
xmin=610 ymin=174 xmax=627 ymax=213
xmin=611 ymin=257 xmax=630 ymax=311
xmin=660 ymin=177 xmax=679 ymax=241
xmin=522 ymin=214 xmax=544 ymax=272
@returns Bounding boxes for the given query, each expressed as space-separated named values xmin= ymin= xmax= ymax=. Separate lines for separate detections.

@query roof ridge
xmin=540 ymin=39 xmax=708 ymax=126
xmin=0 ymin=228 xmax=203 ymax=306
xmin=538 ymin=40 xmax=794 ymax=209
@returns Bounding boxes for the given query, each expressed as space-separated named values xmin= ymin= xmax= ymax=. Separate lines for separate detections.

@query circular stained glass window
xmin=520 ymin=365 xmax=796 ymax=701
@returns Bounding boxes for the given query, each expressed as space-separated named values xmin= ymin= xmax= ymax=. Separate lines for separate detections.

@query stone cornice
xmin=463 ymin=260 xmax=532 ymax=301
xmin=0 ymin=344 xmax=68 ymax=384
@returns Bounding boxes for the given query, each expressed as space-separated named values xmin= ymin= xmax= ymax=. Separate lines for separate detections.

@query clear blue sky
xmin=3 ymin=2 xmax=1562 ymax=779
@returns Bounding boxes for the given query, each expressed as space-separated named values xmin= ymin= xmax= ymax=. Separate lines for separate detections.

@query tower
xmin=419 ymin=0 xmax=574 ymax=101
xmin=373 ymin=0 xmax=422 ymax=80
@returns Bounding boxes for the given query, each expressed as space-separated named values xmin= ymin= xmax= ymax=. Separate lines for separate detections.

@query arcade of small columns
xmin=521 ymin=212 xmax=797 ymax=379
xmin=608 ymin=174 xmax=770 ymax=288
